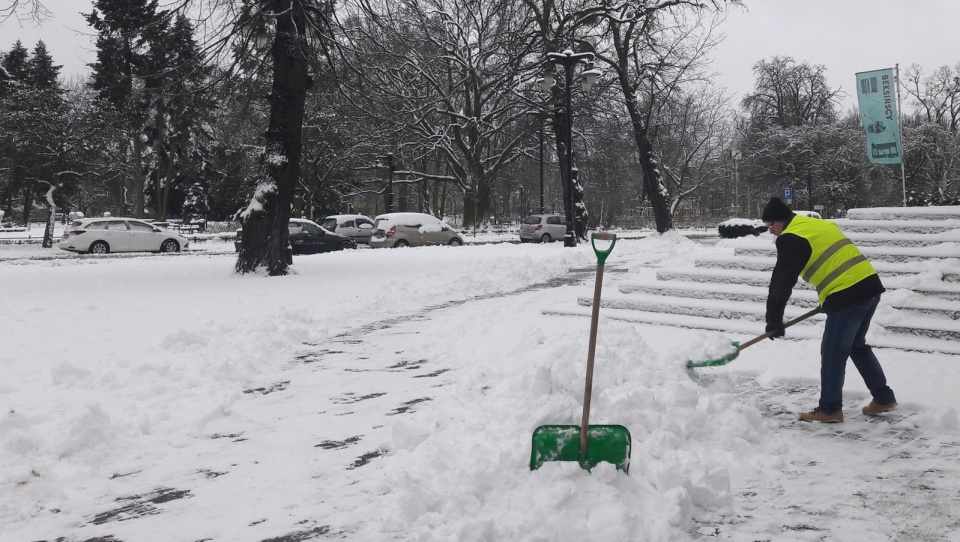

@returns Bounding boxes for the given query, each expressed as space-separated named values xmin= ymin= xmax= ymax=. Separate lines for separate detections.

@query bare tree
xmin=903 ymin=63 xmax=960 ymax=135
xmin=0 ymin=0 xmax=49 ymax=23
xmin=741 ymin=55 xmax=841 ymax=129
xmin=335 ymin=0 xmax=538 ymax=227
xmin=591 ymin=1 xmax=737 ymax=233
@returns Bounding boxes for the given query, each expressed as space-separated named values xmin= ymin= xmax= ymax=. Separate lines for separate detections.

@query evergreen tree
xmin=1 ymin=40 xmax=29 ymax=83
xmin=26 ymin=40 xmax=60 ymax=90
xmin=143 ymin=14 xmax=213 ymax=220
xmin=85 ymin=0 xmax=166 ymax=217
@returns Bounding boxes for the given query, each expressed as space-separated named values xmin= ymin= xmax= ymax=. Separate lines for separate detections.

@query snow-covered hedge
xmin=717 ymin=218 xmax=767 ymax=239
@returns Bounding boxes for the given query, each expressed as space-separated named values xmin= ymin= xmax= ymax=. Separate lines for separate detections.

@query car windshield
xmin=522 ymin=216 xmax=543 ymax=225
xmin=321 ymin=219 xmax=336 ymax=229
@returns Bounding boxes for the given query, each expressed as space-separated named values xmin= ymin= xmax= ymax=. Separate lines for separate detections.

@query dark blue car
xmin=234 ymin=218 xmax=357 ymax=255
xmin=287 ymin=218 xmax=357 ymax=254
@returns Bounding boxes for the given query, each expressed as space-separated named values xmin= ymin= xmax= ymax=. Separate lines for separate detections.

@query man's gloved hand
xmin=765 ymin=322 xmax=785 ymax=340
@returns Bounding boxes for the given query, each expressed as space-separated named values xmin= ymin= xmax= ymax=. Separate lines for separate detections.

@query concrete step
xmin=846 ymin=206 xmax=960 ymax=222
xmin=655 ymin=267 xmax=815 ymax=289
xmin=734 ymin=244 xmax=960 ymax=263
xmin=542 ymin=305 xmax=960 ymax=355
xmin=847 ymin=231 xmax=960 ymax=247
xmin=577 ymin=292 xmax=819 ymax=322
xmin=580 ymin=290 xmax=960 ymax=342
xmin=882 ymin=314 xmax=960 ymax=341
xmin=617 ymin=279 xmax=821 ymax=307
xmin=834 ymin=218 xmax=960 ymax=234
xmin=694 ymin=255 xmax=960 ymax=280
xmin=889 ymin=296 xmax=960 ymax=320
xmin=543 ymin=304 xmax=824 ymax=339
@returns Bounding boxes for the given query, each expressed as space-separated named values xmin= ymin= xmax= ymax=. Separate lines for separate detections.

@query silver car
xmin=320 ymin=214 xmax=376 ymax=245
xmin=59 ymin=217 xmax=189 ymax=254
xmin=519 ymin=214 xmax=567 ymax=243
xmin=369 ymin=212 xmax=464 ymax=248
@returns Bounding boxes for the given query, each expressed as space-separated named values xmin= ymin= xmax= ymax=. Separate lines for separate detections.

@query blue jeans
xmin=819 ymin=296 xmax=896 ymax=413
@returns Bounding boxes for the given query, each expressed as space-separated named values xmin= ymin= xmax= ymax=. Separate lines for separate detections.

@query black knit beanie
xmin=761 ymin=197 xmax=793 ymax=223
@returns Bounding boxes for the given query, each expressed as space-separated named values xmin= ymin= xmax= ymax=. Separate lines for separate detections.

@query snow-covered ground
xmin=2 ymin=232 xmax=959 ymax=541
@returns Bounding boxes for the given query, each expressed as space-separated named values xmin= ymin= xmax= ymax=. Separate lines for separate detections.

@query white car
xmin=795 ymin=210 xmax=822 ymax=219
xmin=59 ymin=217 xmax=190 ymax=254
xmin=519 ymin=214 xmax=567 ymax=243
xmin=369 ymin=212 xmax=464 ymax=248
xmin=320 ymin=214 xmax=376 ymax=245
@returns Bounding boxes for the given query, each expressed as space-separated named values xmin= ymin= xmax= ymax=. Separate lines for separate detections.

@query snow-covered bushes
xmin=717 ymin=218 xmax=767 ymax=239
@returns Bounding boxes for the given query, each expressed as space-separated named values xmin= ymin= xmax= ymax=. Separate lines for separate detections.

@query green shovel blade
xmin=530 ymin=425 xmax=632 ymax=473
xmin=685 ymin=341 xmax=741 ymax=369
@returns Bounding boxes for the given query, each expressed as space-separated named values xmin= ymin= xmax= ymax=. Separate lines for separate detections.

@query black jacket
xmin=766 ymin=217 xmax=885 ymax=327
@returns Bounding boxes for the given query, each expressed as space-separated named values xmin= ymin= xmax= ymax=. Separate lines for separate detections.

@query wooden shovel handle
xmin=739 ymin=307 xmax=824 ymax=350
xmin=580 ymin=261 xmax=605 ymax=452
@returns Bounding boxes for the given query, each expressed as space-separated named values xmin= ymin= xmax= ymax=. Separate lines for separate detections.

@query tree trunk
xmin=21 ymin=178 xmax=34 ymax=225
xmin=235 ymin=0 xmax=309 ymax=276
xmin=42 ymin=182 xmax=57 ymax=249
xmin=634 ymin=126 xmax=673 ymax=233
xmin=623 ymin=91 xmax=673 ymax=233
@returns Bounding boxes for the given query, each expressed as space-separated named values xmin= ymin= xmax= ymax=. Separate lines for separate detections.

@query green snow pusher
xmin=530 ymin=232 xmax=632 ymax=473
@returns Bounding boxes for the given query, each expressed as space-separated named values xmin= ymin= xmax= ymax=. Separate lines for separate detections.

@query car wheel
xmin=448 ymin=237 xmax=463 ymax=246
xmin=160 ymin=239 xmax=180 ymax=253
xmin=339 ymin=240 xmax=354 ymax=250
xmin=540 ymin=234 xmax=552 ymax=243
xmin=89 ymin=241 xmax=109 ymax=254
xmin=393 ymin=239 xmax=409 ymax=248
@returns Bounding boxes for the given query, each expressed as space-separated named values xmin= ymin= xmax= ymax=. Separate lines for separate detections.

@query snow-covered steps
xmin=655 ymin=267 xmax=816 ymax=290
xmin=693 ymin=255 xmax=960 ymax=280
xmin=542 ymin=305 xmax=960 ymax=355
xmin=543 ymin=304 xmax=824 ymax=340
xmin=889 ymin=297 xmax=960 ymax=320
xmin=845 ymin=231 xmax=960 ymax=247
xmin=847 ymin=206 xmax=960 ymax=222
xmin=834 ymin=218 xmax=960 ymax=234
xmin=544 ymin=206 xmax=960 ymax=355
xmin=882 ymin=315 xmax=960 ymax=341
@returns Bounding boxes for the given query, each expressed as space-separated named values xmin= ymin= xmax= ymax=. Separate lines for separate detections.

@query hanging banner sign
xmin=855 ymin=68 xmax=903 ymax=164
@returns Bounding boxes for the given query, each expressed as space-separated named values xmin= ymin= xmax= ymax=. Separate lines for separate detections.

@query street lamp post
xmin=542 ymin=50 xmax=600 ymax=247
xmin=380 ymin=153 xmax=395 ymax=213
xmin=731 ymin=149 xmax=741 ymax=217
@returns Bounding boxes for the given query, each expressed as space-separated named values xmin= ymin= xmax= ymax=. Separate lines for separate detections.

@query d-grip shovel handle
xmin=738 ymin=306 xmax=824 ymax=350
xmin=591 ymin=232 xmax=617 ymax=265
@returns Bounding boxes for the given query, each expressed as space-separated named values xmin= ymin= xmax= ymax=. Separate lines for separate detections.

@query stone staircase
xmin=545 ymin=206 xmax=960 ymax=355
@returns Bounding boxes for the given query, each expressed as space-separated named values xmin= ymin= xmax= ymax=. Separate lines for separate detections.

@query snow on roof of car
xmin=324 ymin=214 xmax=372 ymax=220
xmin=374 ymin=212 xmax=444 ymax=225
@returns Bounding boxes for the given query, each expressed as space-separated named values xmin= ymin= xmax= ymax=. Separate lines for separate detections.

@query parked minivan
xmin=519 ymin=214 xmax=567 ymax=243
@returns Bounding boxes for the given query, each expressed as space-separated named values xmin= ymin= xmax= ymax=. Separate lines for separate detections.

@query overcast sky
xmin=2 ymin=0 xmax=958 ymax=112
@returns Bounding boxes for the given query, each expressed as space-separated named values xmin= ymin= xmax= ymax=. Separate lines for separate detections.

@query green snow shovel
xmin=685 ymin=306 xmax=824 ymax=374
xmin=530 ymin=232 xmax=632 ymax=473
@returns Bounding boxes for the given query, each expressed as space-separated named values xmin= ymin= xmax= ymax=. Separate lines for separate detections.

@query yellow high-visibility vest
xmin=782 ymin=215 xmax=878 ymax=305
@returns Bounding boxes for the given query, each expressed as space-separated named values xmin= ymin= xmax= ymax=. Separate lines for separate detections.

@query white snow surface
xmin=2 ymin=232 xmax=959 ymax=541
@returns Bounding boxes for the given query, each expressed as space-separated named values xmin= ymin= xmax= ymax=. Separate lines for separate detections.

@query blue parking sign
xmin=782 ymin=188 xmax=793 ymax=200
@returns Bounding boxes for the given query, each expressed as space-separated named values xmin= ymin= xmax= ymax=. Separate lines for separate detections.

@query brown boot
xmin=862 ymin=401 xmax=897 ymax=415
xmin=798 ymin=408 xmax=844 ymax=423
